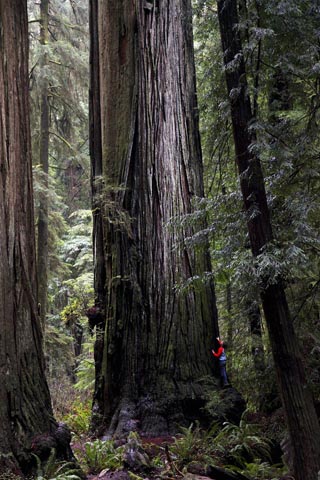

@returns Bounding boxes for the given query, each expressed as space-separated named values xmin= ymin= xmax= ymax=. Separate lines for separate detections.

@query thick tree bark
xmin=0 ymin=0 xmax=56 ymax=471
xmin=217 ymin=0 xmax=320 ymax=479
xmin=37 ymin=0 xmax=50 ymax=328
xmin=89 ymin=0 xmax=106 ymax=403
xmin=90 ymin=0 xmax=219 ymax=436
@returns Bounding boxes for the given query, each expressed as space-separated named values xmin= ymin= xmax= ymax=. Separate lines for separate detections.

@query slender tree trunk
xmin=226 ymin=282 xmax=233 ymax=372
xmin=0 ymin=0 xmax=56 ymax=470
xmin=37 ymin=0 xmax=50 ymax=328
xmin=89 ymin=0 xmax=105 ymax=308
xmin=247 ymin=302 xmax=265 ymax=372
xmin=89 ymin=0 xmax=106 ymax=403
xmin=217 ymin=1 xmax=320 ymax=478
xmin=90 ymin=0 xmax=220 ymax=436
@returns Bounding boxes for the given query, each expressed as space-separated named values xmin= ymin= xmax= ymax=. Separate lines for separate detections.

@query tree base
xmin=94 ymin=385 xmax=246 ymax=439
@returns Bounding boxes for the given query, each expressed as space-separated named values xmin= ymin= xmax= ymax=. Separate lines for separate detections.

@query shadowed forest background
xmin=1 ymin=0 xmax=320 ymax=479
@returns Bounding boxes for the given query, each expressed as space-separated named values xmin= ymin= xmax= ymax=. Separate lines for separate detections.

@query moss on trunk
xmin=89 ymin=0 xmax=221 ymax=436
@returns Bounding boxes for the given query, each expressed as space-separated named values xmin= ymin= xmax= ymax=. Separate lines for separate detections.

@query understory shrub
xmin=83 ymin=439 xmax=124 ymax=474
xmin=62 ymin=399 xmax=91 ymax=437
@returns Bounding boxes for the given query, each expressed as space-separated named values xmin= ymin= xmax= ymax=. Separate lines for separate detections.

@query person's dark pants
xmin=219 ymin=360 xmax=229 ymax=386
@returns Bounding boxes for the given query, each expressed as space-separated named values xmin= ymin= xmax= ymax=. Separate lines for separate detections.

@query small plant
xmin=32 ymin=449 xmax=83 ymax=480
xmin=170 ymin=422 xmax=220 ymax=468
xmin=214 ymin=416 xmax=272 ymax=468
xmin=204 ymin=389 xmax=235 ymax=421
xmin=170 ymin=423 xmax=202 ymax=465
xmin=84 ymin=439 xmax=124 ymax=474
xmin=62 ymin=399 xmax=91 ymax=437
xmin=74 ymin=339 xmax=95 ymax=394
xmin=229 ymin=459 xmax=287 ymax=480
xmin=166 ymin=414 xmax=285 ymax=477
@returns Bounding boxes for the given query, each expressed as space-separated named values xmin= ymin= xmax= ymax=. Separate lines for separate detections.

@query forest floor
xmin=74 ymin=434 xmax=221 ymax=479
xmin=75 ymin=435 xmax=186 ymax=480
xmin=72 ymin=424 xmax=289 ymax=480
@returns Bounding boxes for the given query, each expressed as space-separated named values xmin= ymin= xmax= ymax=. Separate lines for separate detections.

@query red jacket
xmin=212 ymin=339 xmax=224 ymax=358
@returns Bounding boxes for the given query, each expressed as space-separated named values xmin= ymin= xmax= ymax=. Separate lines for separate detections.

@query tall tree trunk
xmin=37 ymin=0 xmax=50 ymax=328
xmin=247 ymin=302 xmax=265 ymax=372
xmin=90 ymin=0 xmax=219 ymax=436
xmin=217 ymin=1 xmax=320 ymax=478
xmin=0 ymin=0 xmax=55 ymax=470
xmin=89 ymin=0 xmax=106 ymax=402
xmin=226 ymin=282 xmax=233 ymax=372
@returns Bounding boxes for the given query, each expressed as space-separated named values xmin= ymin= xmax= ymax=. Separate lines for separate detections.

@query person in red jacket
xmin=212 ymin=337 xmax=229 ymax=387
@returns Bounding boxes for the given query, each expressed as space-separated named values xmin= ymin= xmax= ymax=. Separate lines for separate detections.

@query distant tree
xmin=28 ymin=0 xmax=92 ymax=380
xmin=28 ymin=0 xmax=90 ymax=314
xmin=37 ymin=0 xmax=50 ymax=327
xmin=89 ymin=0 xmax=220 ymax=436
xmin=0 ymin=0 xmax=55 ymax=470
xmin=217 ymin=0 xmax=320 ymax=478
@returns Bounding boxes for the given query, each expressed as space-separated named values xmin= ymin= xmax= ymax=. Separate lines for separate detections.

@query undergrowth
xmin=168 ymin=418 xmax=287 ymax=479
xmin=38 ymin=402 xmax=288 ymax=480
xmin=32 ymin=449 xmax=83 ymax=480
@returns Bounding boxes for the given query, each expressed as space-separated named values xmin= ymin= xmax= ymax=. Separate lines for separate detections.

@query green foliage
xmin=83 ymin=440 xmax=124 ymax=474
xmin=32 ymin=449 xmax=83 ymax=480
xmin=127 ymin=473 xmax=144 ymax=480
xmin=45 ymin=318 xmax=74 ymax=377
xmin=167 ymin=416 xmax=287 ymax=478
xmin=74 ymin=339 xmax=95 ymax=393
xmin=204 ymin=389 xmax=237 ymax=422
xmin=229 ymin=459 xmax=287 ymax=480
xmin=214 ymin=418 xmax=272 ymax=467
xmin=28 ymin=0 xmax=93 ymax=406
xmin=62 ymin=399 xmax=91 ymax=437
xmin=61 ymin=210 xmax=93 ymax=278
xmin=171 ymin=422 xmax=220 ymax=468
xmin=191 ymin=0 xmax=320 ymax=415
xmin=171 ymin=424 xmax=203 ymax=464
xmin=93 ymin=178 xmax=133 ymax=236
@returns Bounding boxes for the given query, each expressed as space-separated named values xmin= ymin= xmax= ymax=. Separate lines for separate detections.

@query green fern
xmin=32 ymin=449 xmax=83 ymax=480
xmin=227 ymin=459 xmax=287 ymax=480
xmin=84 ymin=439 xmax=124 ymax=473
xmin=62 ymin=399 xmax=91 ymax=436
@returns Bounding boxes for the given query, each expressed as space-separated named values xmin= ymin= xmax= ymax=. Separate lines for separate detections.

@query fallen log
xmin=206 ymin=464 xmax=252 ymax=480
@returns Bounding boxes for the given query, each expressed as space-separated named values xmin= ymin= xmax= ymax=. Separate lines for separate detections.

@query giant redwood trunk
xmin=0 ymin=0 xmax=55 ymax=470
xmin=217 ymin=0 xmax=320 ymax=478
xmin=90 ymin=0 xmax=219 ymax=436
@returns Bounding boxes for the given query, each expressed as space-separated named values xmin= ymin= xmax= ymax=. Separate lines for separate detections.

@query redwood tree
xmin=217 ymin=0 xmax=320 ymax=478
xmin=0 ymin=0 xmax=55 ymax=470
xmin=37 ymin=0 xmax=50 ymax=328
xmin=90 ymin=0 xmax=219 ymax=436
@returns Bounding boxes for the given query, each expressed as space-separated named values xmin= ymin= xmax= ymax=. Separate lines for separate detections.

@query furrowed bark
xmin=0 ymin=0 xmax=57 ymax=471
xmin=89 ymin=0 xmax=107 ymax=405
xmin=90 ymin=0 xmax=220 ymax=436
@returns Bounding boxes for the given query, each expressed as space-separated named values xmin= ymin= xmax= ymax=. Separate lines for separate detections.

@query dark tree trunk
xmin=90 ymin=0 xmax=219 ymax=437
xmin=226 ymin=282 xmax=234 ymax=372
xmin=217 ymin=0 xmax=320 ymax=478
xmin=247 ymin=302 xmax=265 ymax=372
xmin=89 ymin=0 xmax=106 ymax=401
xmin=0 ymin=0 xmax=56 ymax=471
xmin=37 ymin=0 xmax=50 ymax=328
